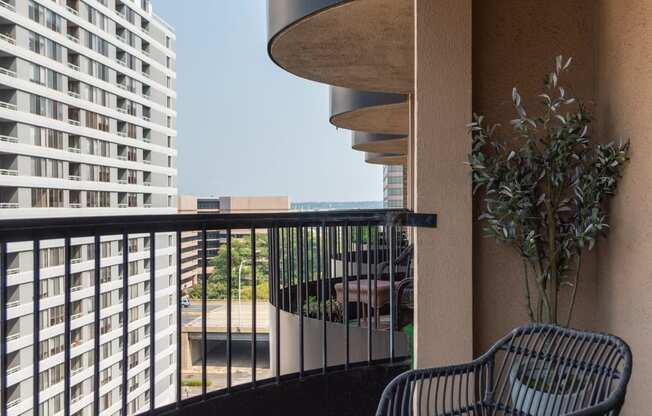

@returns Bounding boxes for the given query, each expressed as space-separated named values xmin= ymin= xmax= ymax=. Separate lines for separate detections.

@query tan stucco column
xmin=413 ymin=0 xmax=473 ymax=367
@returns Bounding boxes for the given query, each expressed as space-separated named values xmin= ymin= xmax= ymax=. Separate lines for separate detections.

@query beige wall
xmin=595 ymin=1 xmax=652 ymax=413
xmin=219 ymin=196 xmax=290 ymax=213
xmin=471 ymin=0 xmax=599 ymax=353
xmin=413 ymin=0 xmax=473 ymax=367
xmin=177 ymin=195 xmax=198 ymax=213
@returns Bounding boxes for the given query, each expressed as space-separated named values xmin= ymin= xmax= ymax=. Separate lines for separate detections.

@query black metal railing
xmin=0 ymin=209 xmax=435 ymax=416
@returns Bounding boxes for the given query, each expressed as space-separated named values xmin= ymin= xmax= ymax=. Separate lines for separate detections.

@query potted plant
xmin=467 ymin=56 xmax=629 ymax=415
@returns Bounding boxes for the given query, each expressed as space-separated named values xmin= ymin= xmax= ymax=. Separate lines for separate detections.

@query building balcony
xmin=329 ymin=87 xmax=408 ymax=136
xmin=0 ymin=209 xmax=434 ymax=416
xmin=267 ymin=0 xmax=413 ymax=93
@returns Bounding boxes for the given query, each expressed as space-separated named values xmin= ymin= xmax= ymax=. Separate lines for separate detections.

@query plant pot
xmin=509 ymin=364 xmax=589 ymax=416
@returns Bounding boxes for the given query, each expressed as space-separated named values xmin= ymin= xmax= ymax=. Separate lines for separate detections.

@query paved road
xmin=181 ymin=300 xmax=223 ymax=325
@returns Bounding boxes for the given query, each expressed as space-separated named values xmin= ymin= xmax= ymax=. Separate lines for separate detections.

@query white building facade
xmin=0 ymin=0 xmax=177 ymax=415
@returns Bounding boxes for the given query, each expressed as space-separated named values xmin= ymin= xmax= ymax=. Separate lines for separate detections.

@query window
xmin=85 ymin=31 xmax=109 ymax=56
xmin=31 ymin=127 xmax=63 ymax=149
xmin=32 ymin=188 xmax=64 ymax=208
xmin=28 ymin=1 xmax=63 ymax=33
xmin=166 ymin=56 xmax=171 ymax=69
xmin=87 ymin=191 xmax=111 ymax=208
xmin=30 ymin=95 xmax=64 ymax=120
xmin=85 ymin=111 xmax=110 ymax=132
xmin=39 ymin=335 xmax=64 ymax=359
xmin=28 ymin=31 xmax=62 ymax=62
xmin=30 ymin=64 xmax=62 ymax=91
xmin=32 ymin=157 xmax=63 ymax=179
xmin=40 ymin=305 xmax=64 ymax=329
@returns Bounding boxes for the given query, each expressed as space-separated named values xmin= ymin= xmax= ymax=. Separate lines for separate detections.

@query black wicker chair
xmin=376 ymin=324 xmax=632 ymax=416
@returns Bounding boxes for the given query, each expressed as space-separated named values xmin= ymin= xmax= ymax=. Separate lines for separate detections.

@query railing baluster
xmin=226 ymin=229 xmax=233 ymax=390
xmin=93 ymin=235 xmax=101 ymax=416
xmin=121 ymin=234 xmax=128 ymax=416
xmin=374 ymin=226 xmax=380 ymax=331
xmin=201 ymin=229 xmax=207 ymax=399
xmin=175 ymin=230 xmax=182 ymax=406
xmin=251 ymin=228 xmax=257 ymax=387
xmin=274 ymin=227 xmax=281 ymax=383
xmin=33 ymin=240 xmax=41 ymax=416
xmin=316 ymin=227 xmax=321 ymax=321
xmin=356 ymin=225 xmax=362 ymax=327
xmin=318 ymin=225 xmax=327 ymax=373
xmin=64 ymin=236 xmax=72 ymax=416
xmin=388 ymin=223 xmax=396 ymax=362
xmin=367 ymin=223 xmax=373 ymax=364
xmin=0 ymin=241 xmax=6 ymax=416
xmin=149 ymin=232 xmax=156 ymax=410
xmin=297 ymin=225 xmax=304 ymax=378
xmin=343 ymin=225 xmax=350 ymax=369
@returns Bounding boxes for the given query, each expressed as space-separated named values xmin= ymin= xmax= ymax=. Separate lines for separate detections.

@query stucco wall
xmin=471 ymin=0 xmax=600 ymax=353
xmin=595 ymin=1 xmax=652 ymax=413
xmin=413 ymin=0 xmax=473 ymax=367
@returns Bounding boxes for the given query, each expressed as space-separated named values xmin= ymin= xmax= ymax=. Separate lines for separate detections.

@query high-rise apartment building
xmin=383 ymin=165 xmax=404 ymax=209
xmin=0 ymin=0 xmax=177 ymax=415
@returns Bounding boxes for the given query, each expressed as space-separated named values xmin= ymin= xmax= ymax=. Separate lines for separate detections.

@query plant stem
xmin=565 ymin=253 xmax=582 ymax=327
xmin=522 ymin=259 xmax=535 ymax=321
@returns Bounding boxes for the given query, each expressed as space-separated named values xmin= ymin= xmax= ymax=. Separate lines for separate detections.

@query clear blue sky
xmin=153 ymin=1 xmax=383 ymax=203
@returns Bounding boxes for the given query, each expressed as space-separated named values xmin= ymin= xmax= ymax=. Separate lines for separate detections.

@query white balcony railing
xmin=67 ymin=62 xmax=80 ymax=71
xmin=66 ymin=5 xmax=79 ymax=15
xmin=117 ymin=132 xmax=128 ymax=137
xmin=0 ymin=203 xmax=19 ymax=209
xmin=143 ymin=204 xmax=152 ymax=208
xmin=117 ymin=155 xmax=127 ymax=161
xmin=118 ymin=179 xmax=128 ymax=184
xmin=143 ymin=182 xmax=151 ymax=187
xmin=67 ymin=147 xmax=81 ymax=153
xmin=69 ymin=203 xmax=82 ymax=208
xmin=0 ymin=67 xmax=16 ymax=77
xmin=118 ymin=203 xmax=128 ymax=208
xmin=142 ymin=93 xmax=151 ymax=100
xmin=143 ymin=160 xmax=151 ymax=165
xmin=68 ymin=91 xmax=81 ymax=99
xmin=7 ymin=366 xmax=20 ymax=375
xmin=142 ymin=72 xmax=151 ymax=79
xmin=142 ymin=49 xmax=150 ymax=57
xmin=6 ymin=267 xmax=20 ymax=275
xmin=69 ymin=175 xmax=81 ymax=181
xmin=7 ymin=399 xmax=21 ymax=409
xmin=143 ymin=116 xmax=151 ymax=122
xmin=0 ymin=169 xmax=18 ymax=176
xmin=6 ymin=300 xmax=19 ymax=308
xmin=0 ymin=101 xmax=17 ymax=110
xmin=66 ymin=33 xmax=79 ymax=43
xmin=0 ymin=32 xmax=15 ymax=45
xmin=68 ymin=119 xmax=81 ymax=126
xmin=0 ymin=135 xmax=18 ymax=143
xmin=142 ymin=137 xmax=151 ymax=143
xmin=117 ymin=83 xmax=128 ymax=91
xmin=117 ymin=107 xmax=127 ymax=113
xmin=0 ymin=0 xmax=15 ymax=12
xmin=7 ymin=333 xmax=20 ymax=341
xmin=116 ymin=58 xmax=127 ymax=67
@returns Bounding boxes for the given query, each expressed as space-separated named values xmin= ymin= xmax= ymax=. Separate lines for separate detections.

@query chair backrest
xmin=375 ymin=324 xmax=632 ymax=416
xmin=485 ymin=324 xmax=632 ymax=415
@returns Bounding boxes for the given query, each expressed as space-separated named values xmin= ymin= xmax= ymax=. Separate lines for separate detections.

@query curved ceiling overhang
xmin=365 ymin=152 xmax=407 ymax=166
xmin=352 ymin=132 xmax=407 ymax=154
xmin=268 ymin=0 xmax=414 ymax=93
xmin=330 ymin=87 xmax=408 ymax=135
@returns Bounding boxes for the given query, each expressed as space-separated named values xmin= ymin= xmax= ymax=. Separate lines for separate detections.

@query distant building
xmin=383 ymin=165 xmax=405 ymax=208
xmin=177 ymin=196 xmax=289 ymax=287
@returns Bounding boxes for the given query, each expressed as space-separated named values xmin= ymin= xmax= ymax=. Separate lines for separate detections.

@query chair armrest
xmin=376 ymin=361 xmax=488 ymax=416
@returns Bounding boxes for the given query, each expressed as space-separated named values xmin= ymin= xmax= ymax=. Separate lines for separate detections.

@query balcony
xmin=0 ymin=210 xmax=434 ymax=416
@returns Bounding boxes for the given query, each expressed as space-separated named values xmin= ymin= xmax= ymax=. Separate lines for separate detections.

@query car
xmin=180 ymin=296 xmax=190 ymax=308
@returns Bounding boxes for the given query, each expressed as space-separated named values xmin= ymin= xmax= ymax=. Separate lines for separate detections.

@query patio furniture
xmin=334 ymin=245 xmax=413 ymax=326
xmin=376 ymin=324 xmax=632 ymax=416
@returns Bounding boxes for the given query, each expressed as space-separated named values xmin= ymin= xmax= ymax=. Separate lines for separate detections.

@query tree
xmin=467 ymin=56 xmax=629 ymax=326
xmin=188 ymin=232 xmax=269 ymax=301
